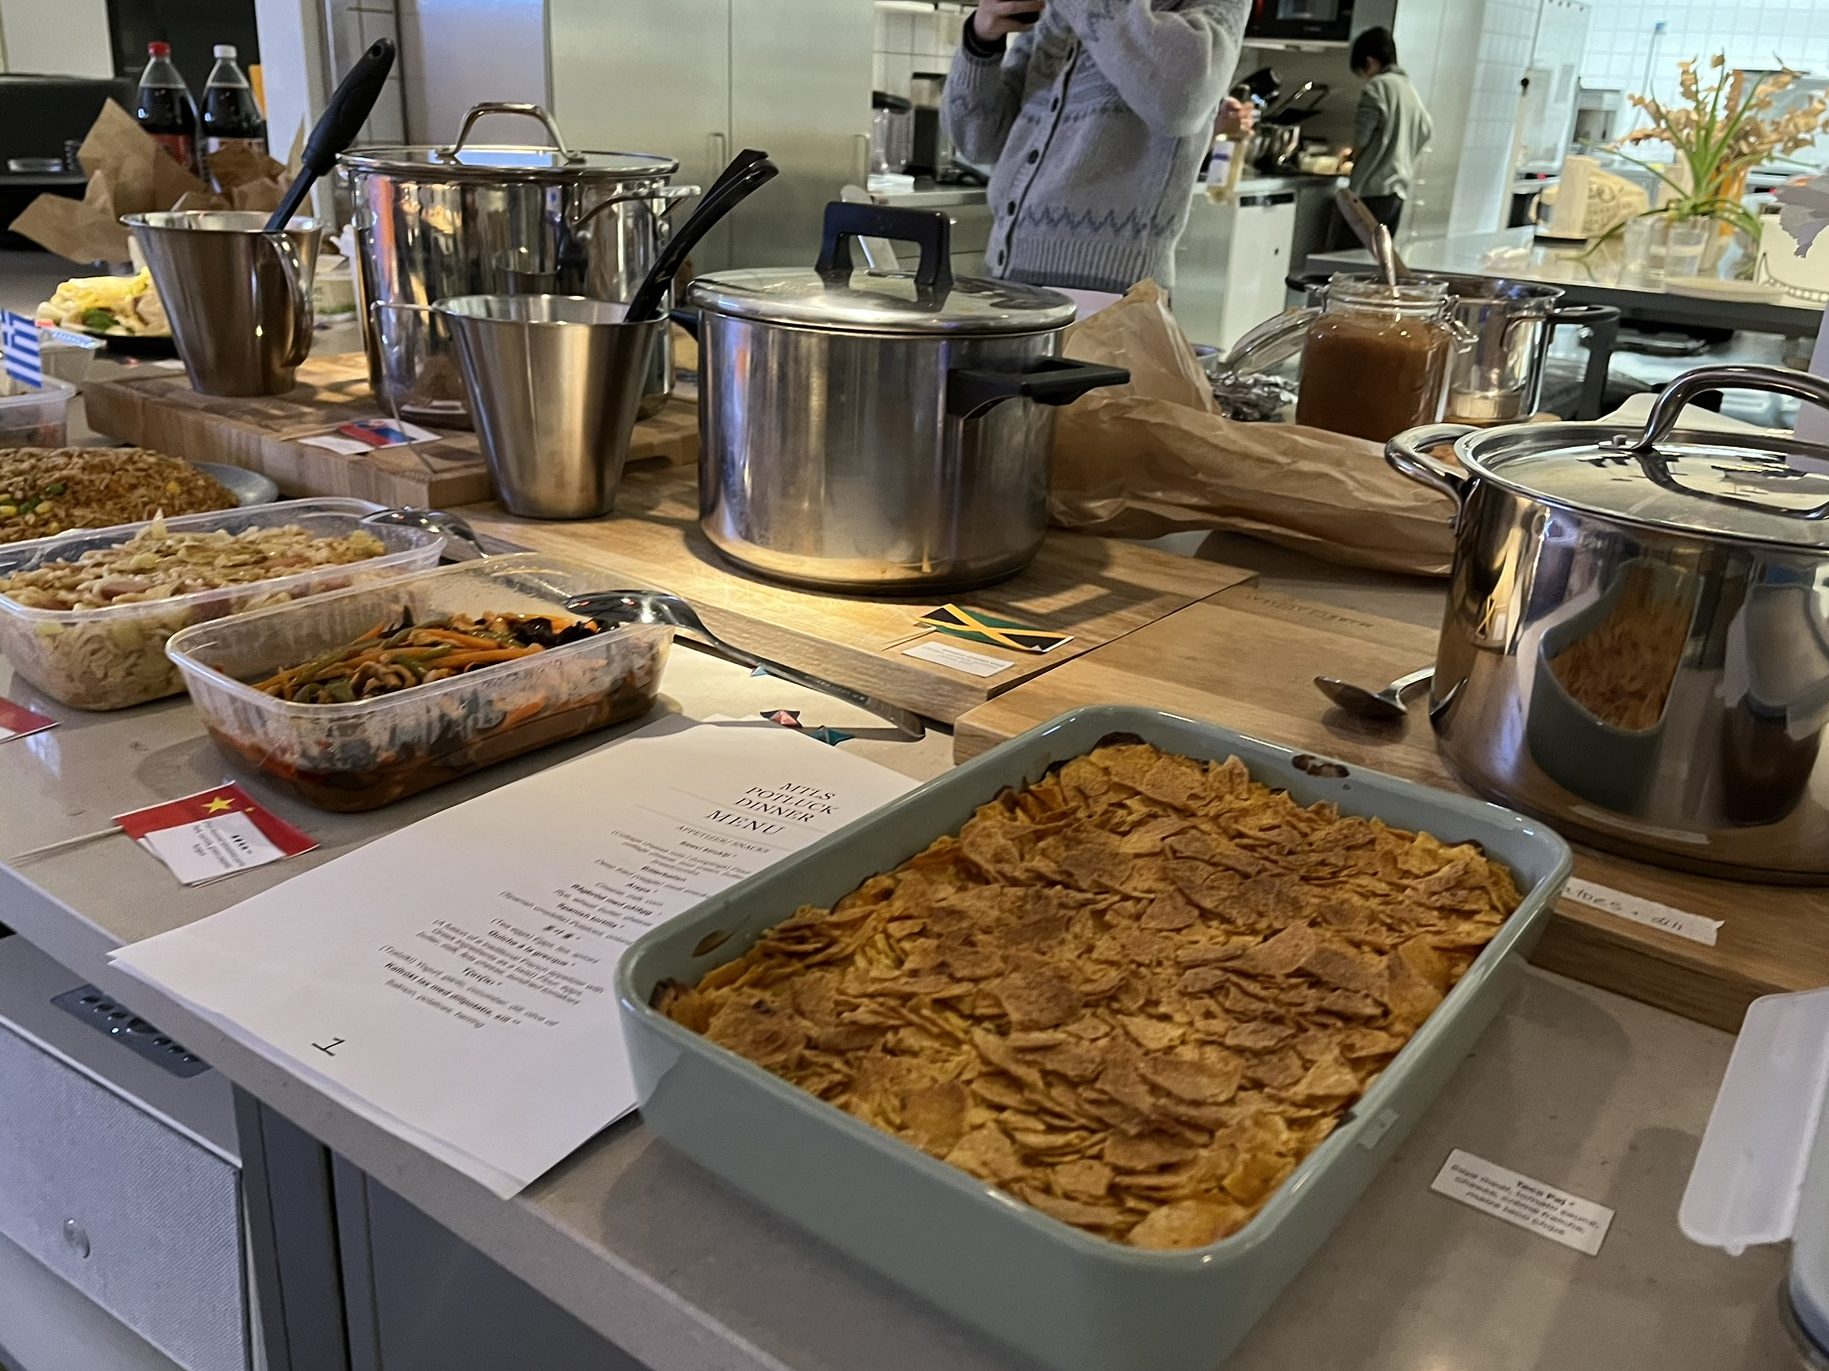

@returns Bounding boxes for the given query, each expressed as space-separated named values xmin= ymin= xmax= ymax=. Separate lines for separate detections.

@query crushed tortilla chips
xmin=657 ymin=743 xmax=1522 ymax=1250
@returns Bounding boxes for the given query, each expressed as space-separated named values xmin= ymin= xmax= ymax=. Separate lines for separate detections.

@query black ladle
xmin=623 ymin=158 xmax=779 ymax=321
xmin=266 ymin=39 xmax=397 ymax=232
xmin=557 ymin=146 xmax=771 ymax=290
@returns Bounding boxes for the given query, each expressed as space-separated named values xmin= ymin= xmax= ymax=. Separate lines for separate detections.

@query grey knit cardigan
xmin=943 ymin=0 xmax=1248 ymax=292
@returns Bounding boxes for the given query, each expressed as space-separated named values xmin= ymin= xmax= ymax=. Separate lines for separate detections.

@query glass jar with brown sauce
xmin=1295 ymin=279 xmax=1456 ymax=444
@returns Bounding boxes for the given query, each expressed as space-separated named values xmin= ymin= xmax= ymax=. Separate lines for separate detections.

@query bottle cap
xmin=148 ymin=41 xmax=171 ymax=57
xmin=213 ymin=44 xmax=236 ymax=58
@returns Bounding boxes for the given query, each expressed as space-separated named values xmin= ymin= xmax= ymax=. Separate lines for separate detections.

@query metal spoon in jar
xmin=565 ymin=590 xmax=927 ymax=739
xmin=1313 ymin=666 xmax=1434 ymax=722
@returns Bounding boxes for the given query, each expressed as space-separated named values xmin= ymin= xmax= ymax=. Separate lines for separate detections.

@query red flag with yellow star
xmin=114 ymin=784 xmax=315 ymax=885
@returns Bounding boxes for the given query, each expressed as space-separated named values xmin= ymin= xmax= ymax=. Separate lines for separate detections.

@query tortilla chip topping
xmin=657 ymin=744 xmax=1521 ymax=1249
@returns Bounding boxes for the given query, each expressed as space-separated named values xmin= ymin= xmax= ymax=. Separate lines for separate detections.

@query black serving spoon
xmin=265 ymin=39 xmax=397 ymax=231
xmin=622 ymin=157 xmax=780 ymax=322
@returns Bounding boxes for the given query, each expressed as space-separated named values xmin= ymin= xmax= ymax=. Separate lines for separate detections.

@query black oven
xmin=1246 ymin=0 xmax=1357 ymax=43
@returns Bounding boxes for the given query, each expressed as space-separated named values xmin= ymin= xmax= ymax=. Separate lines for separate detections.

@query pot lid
xmin=341 ymin=143 xmax=677 ymax=183
xmin=687 ymin=267 xmax=1077 ymax=335
xmin=1460 ymin=367 xmax=1829 ymax=549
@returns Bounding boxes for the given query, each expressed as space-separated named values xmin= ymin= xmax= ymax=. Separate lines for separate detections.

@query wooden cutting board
xmin=952 ymin=582 xmax=1829 ymax=1034
xmin=83 ymin=353 xmax=698 ymax=508
xmin=458 ymin=464 xmax=1257 ymax=725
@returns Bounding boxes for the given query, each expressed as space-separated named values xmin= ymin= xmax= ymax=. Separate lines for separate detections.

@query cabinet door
xmin=548 ymin=0 xmax=737 ymax=271
xmin=727 ymin=0 xmax=874 ymax=268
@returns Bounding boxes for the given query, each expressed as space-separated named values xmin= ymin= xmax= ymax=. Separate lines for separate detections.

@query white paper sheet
xmin=110 ymin=716 xmax=916 ymax=1195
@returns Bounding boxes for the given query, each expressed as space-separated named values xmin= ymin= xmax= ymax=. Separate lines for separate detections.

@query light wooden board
xmin=83 ymin=353 xmax=699 ymax=509
xmin=952 ymin=582 xmax=1829 ymax=1034
xmin=459 ymin=464 xmax=1256 ymax=725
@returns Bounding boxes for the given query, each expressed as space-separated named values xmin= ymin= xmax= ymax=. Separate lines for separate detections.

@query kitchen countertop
xmin=869 ymin=172 xmax=1341 ymax=210
xmin=0 ymin=541 xmax=1801 ymax=1371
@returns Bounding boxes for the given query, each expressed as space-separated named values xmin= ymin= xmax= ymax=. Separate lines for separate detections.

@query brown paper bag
xmin=1050 ymin=283 xmax=1457 ymax=577
xmin=10 ymin=103 xmax=302 ymax=262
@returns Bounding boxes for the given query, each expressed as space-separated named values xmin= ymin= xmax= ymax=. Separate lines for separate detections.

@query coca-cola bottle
xmin=201 ymin=44 xmax=268 ymax=186
xmin=134 ymin=41 xmax=200 ymax=176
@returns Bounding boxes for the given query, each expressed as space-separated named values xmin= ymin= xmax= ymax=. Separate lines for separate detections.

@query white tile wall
xmin=1448 ymin=0 xmax=1544 ymax=234
xmin=1581 ymin=0 xmax=1829 ymax=99
xmin=872 ymin=1 xmax=969 ymax=99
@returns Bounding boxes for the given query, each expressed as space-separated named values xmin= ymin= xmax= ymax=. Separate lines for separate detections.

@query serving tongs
xmin=565 ymin=590 xmax=927 ymax=739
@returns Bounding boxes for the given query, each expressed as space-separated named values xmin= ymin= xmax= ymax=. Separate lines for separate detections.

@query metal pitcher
xmin=341 ymin=102 xmax=695 ymax=428
xmin=124 ymin=211 xmax=321 ymax=397
xmin=407 ymin=295 xmax=664 ymax=520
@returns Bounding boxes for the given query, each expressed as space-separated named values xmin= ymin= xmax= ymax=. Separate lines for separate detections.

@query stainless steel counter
xmin=0 ymin=542 xmax=1801 ymax=1371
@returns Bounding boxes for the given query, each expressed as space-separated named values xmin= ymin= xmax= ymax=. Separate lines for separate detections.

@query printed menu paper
xmin=115 ymin=783 xmax=317 ymax=885
xmin=109 ymin=717 xmax=916 ymax=1195
xmin=0 ymin=698 xmax=55 ymax=742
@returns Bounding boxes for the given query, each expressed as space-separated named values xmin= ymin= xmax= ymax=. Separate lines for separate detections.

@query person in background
xmin=1329 ymin=26 xmax=1432 ymax=249
xmin=944 ymin=0 xmax=1250 ymax=297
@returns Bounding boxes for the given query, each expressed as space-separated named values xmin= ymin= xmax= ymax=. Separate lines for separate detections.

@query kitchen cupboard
xmin=549 ymin=0 xmax=873 ymax=272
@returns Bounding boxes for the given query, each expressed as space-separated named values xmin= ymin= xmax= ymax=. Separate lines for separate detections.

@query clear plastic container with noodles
xmin=165 ymin=554 xmax=673 ymax=811
xmin=0 ymin=498 xmax=444 ymax=710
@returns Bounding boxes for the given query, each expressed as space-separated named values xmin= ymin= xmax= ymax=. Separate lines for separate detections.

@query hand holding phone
xmin=973 ymin=0 xmax=1046 ymax=41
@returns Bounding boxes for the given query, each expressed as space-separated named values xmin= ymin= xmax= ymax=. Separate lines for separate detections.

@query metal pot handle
xmin=438 ymin=102 xmax=583 ymax=164
xmin=266 ymin=231 xmax=314 ymax=369
xmin=1625 ymin=364 xmax=1829 ymax=454
xmin=946 ymin=358 xmax=1130 ymax=419
xmin=817 ymin=202 xmax=953 ymax=298
xmin=1546 ymin=303 xmax=1621 ymax=421
xmin=1386 ymin=424 xmax=1476 ymax=503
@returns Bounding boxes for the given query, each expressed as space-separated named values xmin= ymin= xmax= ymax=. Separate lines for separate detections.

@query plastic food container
xmin=618 ymin=706 xmax=1573 ymax=1371
xmin=0 ymin=374 xmax=75 ymax=448
xmin=0 ymin=499 xmax=443 ymax=711
xmin=166 ymin=554 xmax=673 ymax=811
xmin=1682 ymin=986 xmax=1829 ymax=1368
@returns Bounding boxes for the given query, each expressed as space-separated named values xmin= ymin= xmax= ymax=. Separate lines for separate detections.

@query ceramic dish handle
xmin=1386 ymin=424 xmax=1476 ymax=503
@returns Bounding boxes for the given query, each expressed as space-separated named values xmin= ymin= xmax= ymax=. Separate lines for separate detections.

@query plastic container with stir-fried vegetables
xmin=165 ymin=555 xmax=673 ymax=810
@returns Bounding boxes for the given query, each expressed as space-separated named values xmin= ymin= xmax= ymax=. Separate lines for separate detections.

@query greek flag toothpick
xmin=1 ymin=313 xmax=42 ymax=389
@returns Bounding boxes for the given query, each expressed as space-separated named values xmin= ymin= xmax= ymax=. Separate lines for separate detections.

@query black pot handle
xmin=816 ymin=202 xmax=954 ymax=296
xmin=1547 ymin=303 xmax=1620 ymax=421
xmin=946 ymin=358 xmax=1131 ymax=419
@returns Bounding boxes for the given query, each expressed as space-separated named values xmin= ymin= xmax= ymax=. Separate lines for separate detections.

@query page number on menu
xmin=312 ymin=1036 xmax=346 ymax=1057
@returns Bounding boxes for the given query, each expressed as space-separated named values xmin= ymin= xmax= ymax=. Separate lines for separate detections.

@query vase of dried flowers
xmin=1614 ymin=55 xmax=1829 ymax=277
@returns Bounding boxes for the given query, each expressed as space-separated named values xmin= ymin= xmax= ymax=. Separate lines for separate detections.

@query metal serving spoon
xmin=1313 ymin=666 xmax=1434 ymax=722
xmin=566 ymin=590 xmax=926 ymax=739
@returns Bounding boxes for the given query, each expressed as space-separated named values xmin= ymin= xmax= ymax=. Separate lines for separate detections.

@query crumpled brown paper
xmin=9 ymin=101 xmax=301 ymax=264
xmin=1050 ymin=282 xmax=1458 ymax=577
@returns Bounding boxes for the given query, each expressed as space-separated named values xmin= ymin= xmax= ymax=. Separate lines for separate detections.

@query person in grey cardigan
xmin=943 ymin=0 xmax=1249 ymax=294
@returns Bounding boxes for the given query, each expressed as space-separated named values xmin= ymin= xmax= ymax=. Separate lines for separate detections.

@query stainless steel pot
xmin=1388 ymin=364 xmax=1829 ymax=881
xmin=1243 ymin=272 xmax=1621 ymax=423
xmin=341 ymin=102 xmax=695 ymax=427
xmin=689 ymin=203 xmax=1129 ymax=592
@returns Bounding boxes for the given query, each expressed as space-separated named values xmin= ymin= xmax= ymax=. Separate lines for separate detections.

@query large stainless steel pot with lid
xmin=688 ymin=203 xmax=1129 ymax=592
xmin=1389 ymin=364 xmax=1829 ymax=881
xmin=342 ymin=102 xmax=695 ymax=426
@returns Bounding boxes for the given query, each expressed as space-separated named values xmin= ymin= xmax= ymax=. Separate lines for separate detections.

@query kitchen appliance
xmin=1248 ymin=81 xmax=1329 ymax=174
xmin=1387 ymin=364 xmax=1829 ymax=880
xmin=617 ymin=704 xmax=1572 ymax=1371
xmin=688 ymin=203 xmax=1128 ymax=592
xmin=1238 ymin=271 xmax=1619 ymax=424
xmin=870 ymin=91 xmax=914 ymax=176
xmin=123 ymin=210 xmax=321 ymax=398
xmin=433 ymin=295 xmax=664 ymax=520
xmin=341 ymin=102 xmax=696 ymax=427
xmin=1246 ymin=0 xmax=1356 ymax=45
xmin=908 ymin=72 xmax=956 ymax=179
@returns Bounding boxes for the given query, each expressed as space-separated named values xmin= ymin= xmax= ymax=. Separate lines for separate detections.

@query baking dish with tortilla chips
xmin=617 ymin=706 xmax=1571 ymax=1371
